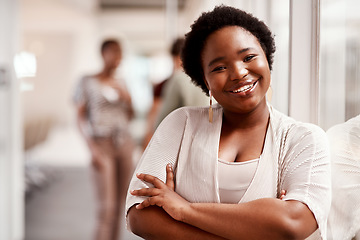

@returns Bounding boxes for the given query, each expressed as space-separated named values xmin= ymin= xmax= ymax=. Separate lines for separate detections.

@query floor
xmin=25 ymin=165 xmax=142 ymax=240
xmin=24 ymin=125 xmax=142 ymax=240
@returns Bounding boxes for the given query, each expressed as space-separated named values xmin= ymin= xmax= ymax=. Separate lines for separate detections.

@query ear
xmin=203 ymin=75 xmax=210 ymax=91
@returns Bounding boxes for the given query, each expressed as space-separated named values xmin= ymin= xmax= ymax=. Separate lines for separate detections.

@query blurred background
xmin=0 ymin=0 xmax=359 ymax=239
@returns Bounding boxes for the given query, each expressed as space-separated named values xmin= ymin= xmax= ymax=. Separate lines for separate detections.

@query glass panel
xmin=320 ymin=2 xmax=360 ymax=239
xmin=320 ymin=0 xmax=360 ymax=130
xmin=268 ymin=0 xmax=290 ymax=114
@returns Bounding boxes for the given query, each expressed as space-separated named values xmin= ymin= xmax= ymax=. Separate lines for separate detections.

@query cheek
xmin=205 ymin=72 xmax=227 ymax=89
xmin=253 ymin=58 xmax=268 ymax=70
xmin=205 ymin=77 xmax=219 ymax=93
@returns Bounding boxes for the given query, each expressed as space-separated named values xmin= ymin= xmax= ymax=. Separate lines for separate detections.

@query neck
xmin=222 ymin=100 xmax=269 ymax=130
xmin=173 ymin=56 xmax=182 ymax=71
xmin=97 ymin=67 xmax=115 ymax=80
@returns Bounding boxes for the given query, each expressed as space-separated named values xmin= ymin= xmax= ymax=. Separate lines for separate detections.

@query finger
xmin=280 ymin=189 xmax=287 ymax=200
xmin=165 ymin=164 xmax=175 ymax=190
xmin=136 ymin=197 xmax=162 ymax=210
xmin=136 ymin=173 xmax=165 ymax=188
xmin=131 ymin=188 xmax=161 ymax=197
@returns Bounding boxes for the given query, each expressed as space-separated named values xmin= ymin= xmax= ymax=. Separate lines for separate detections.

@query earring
xmin=266 ymin=85 xmax=273 ymax=103
xmin=209 ymin=90 xmax=213 ymax=123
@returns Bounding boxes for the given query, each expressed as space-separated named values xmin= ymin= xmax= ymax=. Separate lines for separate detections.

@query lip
xmin=226 ymin=79 xmax=260 ymax=95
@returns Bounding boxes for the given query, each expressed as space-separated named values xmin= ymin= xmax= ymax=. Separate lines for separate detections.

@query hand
xmin=108 ymin=81 xmax=132 ymax=102
xmin=131 ymin=164 xmax=190 ymax=222
xmin=88 ymin=140 xmax=104 ymax=170
xmin=279 ymin=190 xmax=287 ymax=200
xmin=107 ymin=81 xmax=134 ymax=118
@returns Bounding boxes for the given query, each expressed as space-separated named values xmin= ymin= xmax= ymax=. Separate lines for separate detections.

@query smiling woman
xmin=126 ymin=5 xmax=331 ymax=240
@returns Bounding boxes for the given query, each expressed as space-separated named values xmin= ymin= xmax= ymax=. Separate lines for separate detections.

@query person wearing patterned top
xmin=74 ymin=39 xmax=134 ymax=240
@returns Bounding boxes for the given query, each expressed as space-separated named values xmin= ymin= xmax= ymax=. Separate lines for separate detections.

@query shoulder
xmin=77 ymin=75 xmax=95 ymax=87
xmin=158 ymin=105 xmax=218 ymax=130
xmin=161 ymin=105 xmax=209 ymax=122
xmin=270 ymin=106 xmax=327 ymax=147
xmin=327 ymin=114 xmax=360 ymax=137
xmin=170 ymin=71 xmax=191 ymax=89
xmin=326 ymin=115 xmax=360 ymax=154
xmin=80 ymin=75 xmax=94 ymax=82
xmin=173 ymin=70 xmax=191 ymax=81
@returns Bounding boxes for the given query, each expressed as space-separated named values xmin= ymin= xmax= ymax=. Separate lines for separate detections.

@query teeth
xmin=232 ymin=82 xmax=255 ymax=93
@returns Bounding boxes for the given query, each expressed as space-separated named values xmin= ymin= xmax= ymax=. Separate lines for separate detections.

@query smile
xmin=231 ymin=80 xmax=258 ymax=93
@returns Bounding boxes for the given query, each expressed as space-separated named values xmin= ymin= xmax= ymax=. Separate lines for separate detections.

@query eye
xmin=244 ymin=55 xmax=256 ymax=62
xmin=211 ymin=66 xmax=226 ymax=72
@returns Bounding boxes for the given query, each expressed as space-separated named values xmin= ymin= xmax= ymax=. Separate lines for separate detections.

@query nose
xmin=230 ymin=63 xmax=248 ymax=81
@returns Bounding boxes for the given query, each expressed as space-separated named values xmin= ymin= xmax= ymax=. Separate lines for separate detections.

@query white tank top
xmin=217 ymin=158 xmax=259 ymax=203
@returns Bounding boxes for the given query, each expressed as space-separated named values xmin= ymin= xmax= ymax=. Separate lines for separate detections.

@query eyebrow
xmin=207 ymin=47 xmax=252 ymax=67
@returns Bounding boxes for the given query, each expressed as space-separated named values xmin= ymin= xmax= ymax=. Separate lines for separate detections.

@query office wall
xmin=0 ymin=0 xmax=23 ymax=239
xmin=20 ymin=0 xmax=99 ymax=127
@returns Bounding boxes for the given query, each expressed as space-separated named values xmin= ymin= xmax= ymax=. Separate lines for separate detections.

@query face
xmin=201 ymin=26 xmax=271 ymax=114
xmin=102 ymin=43 xmax=122 ymax=69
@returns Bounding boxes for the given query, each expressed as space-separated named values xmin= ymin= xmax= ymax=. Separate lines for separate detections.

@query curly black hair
xmin=181 ymin=5 xmax=276 ymax=96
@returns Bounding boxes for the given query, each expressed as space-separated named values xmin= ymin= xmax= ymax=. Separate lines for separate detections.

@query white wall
xmin=0 ymin=0 xmax=24 ymax=239
xmin=288 ymin=0 xmax=320 ymax=123
xmin=20 ymin=0 xmax=99 ymax=127
xmin=98 ymin=8 xmax=168 ymax=55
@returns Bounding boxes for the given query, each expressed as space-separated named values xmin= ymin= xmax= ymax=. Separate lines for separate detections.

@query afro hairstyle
xmin=181 ymin=5 xmax=276 ymax=96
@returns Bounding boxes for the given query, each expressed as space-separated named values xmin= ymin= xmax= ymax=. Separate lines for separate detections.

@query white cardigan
xmin=126 ymin=104 xmax=331 ymax=239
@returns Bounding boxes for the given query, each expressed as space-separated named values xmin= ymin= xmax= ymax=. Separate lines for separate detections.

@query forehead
xmin=202 ymin=26 xmax=260 ymax=54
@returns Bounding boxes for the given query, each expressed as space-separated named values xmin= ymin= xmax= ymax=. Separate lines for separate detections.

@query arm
xmin=108 ymin=80 xmax=134 ymax=119
xmin=132 ymin=165 xmax=317 ymax=240
xmin=142 ymin=97 xmax=162 ymax=149
xmin=75 ymin=103 xmax=103 ymax=169
xmin=75 ymin=103 xmax=90 ymax=140
xmin=128 ymin=164 xmax=226 ymax=240
xmin=73 ymin=77 xmax=103 ymax=161
xmin=183 ymin=199 xmax=316 ymax=240
xmin=129 ymin=189 xmax=288 ymax=240
xmin=128 ymin=206 xmax=227 ymax=240
xmin=119 ymin=87 xmax=134 ymax=120
xmin=76 ymin=103 xmax=98 ymax=148
xmin=74 ymin=77 xmax=91 ymax=142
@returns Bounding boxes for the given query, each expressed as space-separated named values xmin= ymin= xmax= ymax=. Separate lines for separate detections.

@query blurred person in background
xmin=154 ymin=37 xmax=208 ymax=128
xmin=141 ymin=71 xmax=169 ymax=150
xmin=143 ymin=37 xmax=208 ymax=149
xmin=73 ymin=39 xmax=134 ymax=240
xmin=327 ymin=114 xmax=360 ymax=240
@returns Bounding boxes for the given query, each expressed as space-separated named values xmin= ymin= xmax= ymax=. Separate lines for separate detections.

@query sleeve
xmin=279 ymin=124 xmax=331 ymax=240
xmin=73 ymin=77 xmax=88 ymax=106
xmin=125 ymin=108 xmax=188 ymax=222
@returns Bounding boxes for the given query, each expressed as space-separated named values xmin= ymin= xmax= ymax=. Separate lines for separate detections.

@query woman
xmin=74 ymin=39 xmax=134 ymax=240
xmin=126 ymin=6 xmax=331 ymax=240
